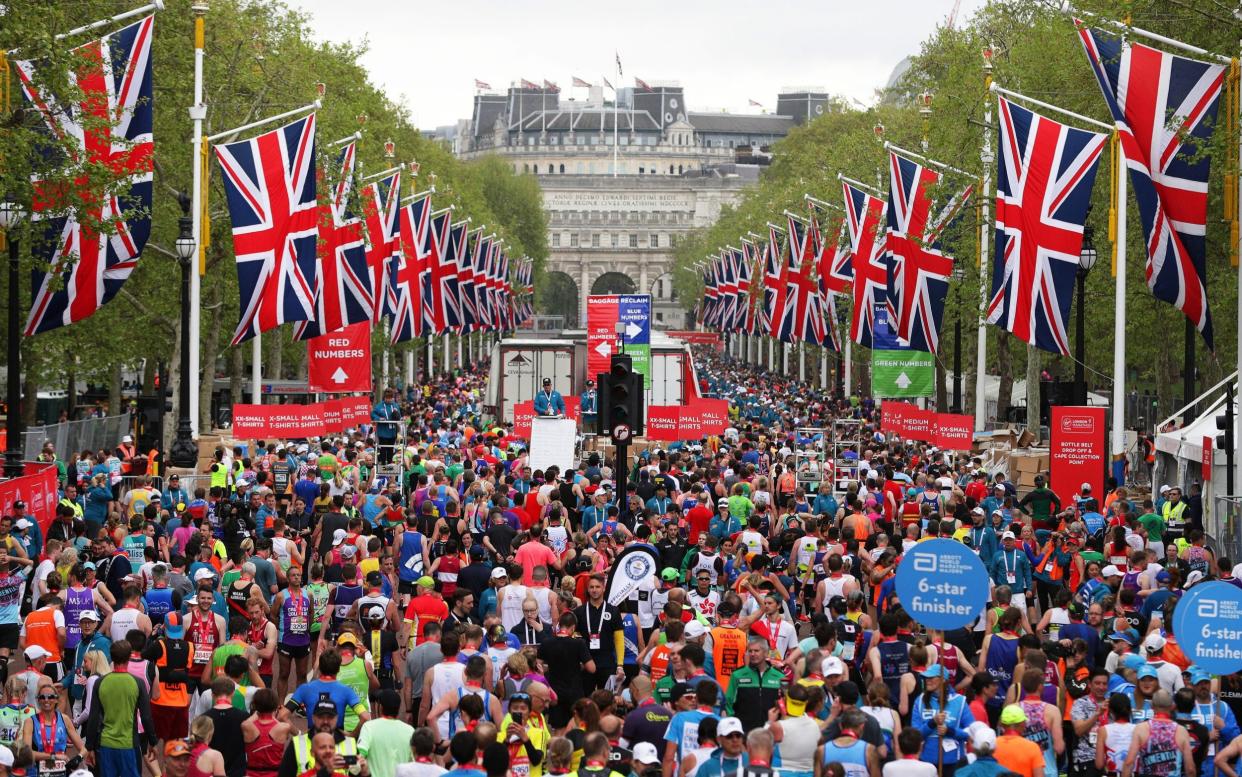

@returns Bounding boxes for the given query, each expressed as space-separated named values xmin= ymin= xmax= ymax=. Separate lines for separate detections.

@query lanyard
xmin=38 ymin=713 xmax=58 ymax=753
xmin=586 ymin=603 xmax=605 ymax=635
xmin=1003 ymin=551 xmax=1016 ymax=574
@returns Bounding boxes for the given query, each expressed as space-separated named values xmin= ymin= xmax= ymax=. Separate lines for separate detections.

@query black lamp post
xmin=168 ymin=194 xmax=198 ymax=469
xmin=1075 ymin=226 xmax=1098 ymax=406
xmin=1 ymin=196 xmax=27 ymax=479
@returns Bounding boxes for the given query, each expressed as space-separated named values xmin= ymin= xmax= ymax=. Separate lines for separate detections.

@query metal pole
xmin=974 ymin=54 xmax=995 ymax=431
xmin=1236 ymin=33 xmax=1242 ymax=495
xmin=953 ymin=314 xmax=962 ymax=413
xmin=1112 ymin=144 xmax=1128 ymax=461
xmin=251 ymin=335 xmax=261 ymax=404
xmin=1075 ymin=269 xmax=1087 ymax=406
xmin=188 ymin=3 xmax=206 ymax=435
xmin=5 ymin=234 xmax=23 ymax=478
xmin=844 ymin=335 xmax=852 ymax=396
xmin=169 ymin=213 xmax=199 ymax=469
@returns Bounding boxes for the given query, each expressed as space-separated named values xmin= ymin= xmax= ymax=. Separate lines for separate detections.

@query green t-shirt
xmin=210 ymin=642 xmax=248 ymax=685
xmin=338 ymin=656 xmax=371 ymax=732
xmin=358 ymin=717 xmax=415 ymax=777
xmin=0 ymin=704 xmax=32 ymax=748
xmin=1079 ymin=550 xmax=1104 ymax=566
xmin=1138 ymin=512 xmax=1166 ymax=542
xmin=726 ymin=494 xmax=754 ymax=521
xmin=96 ymin=672 xmax=141 ymax=749
xmin=446 ymin=463 xmax=464 ymax=482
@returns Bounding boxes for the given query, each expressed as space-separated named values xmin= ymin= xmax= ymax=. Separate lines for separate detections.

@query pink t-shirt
xmin=513 ymin=542 xmax=558 ymax=584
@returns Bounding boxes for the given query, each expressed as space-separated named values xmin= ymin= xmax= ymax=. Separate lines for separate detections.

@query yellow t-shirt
xmin=359 ymin=557 xmax=380 ymax=579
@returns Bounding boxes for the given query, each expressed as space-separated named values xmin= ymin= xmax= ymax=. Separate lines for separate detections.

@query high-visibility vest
xmin=1035 ymin=543 xmax=1065 ymax=582
xmin=709 ymin=625 xmax=747 ymax=687
xmin=291 ymin=733 xmax=357 ymax=775
xmin=209 ymin=463 xmax=229 ymax=490
xmin=59 ymin=498 xmax=83 ymax=518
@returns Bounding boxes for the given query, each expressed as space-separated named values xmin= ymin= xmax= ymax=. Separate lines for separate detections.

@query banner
xmin=605 ymin=544 xmax=660 ymax=609
xmin=667 ymin=330 xmax=724 ymax=350
xmin=699 ymin=399 xmax=729 ymax=435
xmin=231 ymin=398 xmax=372 ymax=439
xmin=1050 ymin=406 xmax=1106 ymax=505
xmin=587 ymin=295 xmax=620 ymax=379
xmin=881 ymin=401 xmax=919 ymax=437
xmin=646 ymin=406 xmax=680 ymax=441
xmin=1204 ymin=436 xmax=1214 ymax=482
xmin=0 ymin=463 xmax=59 ymax=538
xmin=306 ymin=322 xmax=373 ymax=393
xmin=935 ymin=414 xmax=974 ymax=450
xmin=1174 ymin=581 xmax=1242 ymax=674
xmin=871 ymin=310 xmax=934 ymax=398
xmin=678 ymin=405 xmax=704 ymax=441
xmin=618 ymin=295 xmax=652 ymax=389
xmin=513 ymin=401 xmax=535 ymax=440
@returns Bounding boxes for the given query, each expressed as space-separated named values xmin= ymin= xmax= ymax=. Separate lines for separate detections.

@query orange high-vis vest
xmin=709 ymin=626 xmax=747 ymax=687
xmin=24 ymin=607 xmax=62 ymax=663
xmin=1035 ymin=543 xmax=1065 ymax=582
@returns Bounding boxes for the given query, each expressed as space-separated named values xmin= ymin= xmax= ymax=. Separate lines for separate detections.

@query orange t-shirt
xmin=994 ymin=734 xmax=1045 ymax=777
xmin=403 ymin=594 xmax=448 ymax=645
xmin=24 ymin=607 xmax=64 ymax=663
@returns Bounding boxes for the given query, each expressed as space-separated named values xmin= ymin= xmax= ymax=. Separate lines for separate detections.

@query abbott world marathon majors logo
xmin=1175 ymin=580 xmax=1242 ymax=675
xmin=894 ymin=538 xmax=989 ymax=632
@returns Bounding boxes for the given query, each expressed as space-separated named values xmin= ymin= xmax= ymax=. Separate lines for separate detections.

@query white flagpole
xmin=845 ymin=335 xmax=852 ymax=395
xmin=251 ymin=335 xmax=261 ymax=403
xmin=56 ymin=0 xmax=164 ymax=41
xmin=613 ymin=59 xmax=620 ymax=177
xmin=188 ymin=2 xmax=206 ymax=434
xmin=1113 ymin=143 xmax=1128 ymax=458
xmin=974 ymin=51 xmax=995 ymax=432
xmin=1236 ymin=45 xmax=1242 ymax=493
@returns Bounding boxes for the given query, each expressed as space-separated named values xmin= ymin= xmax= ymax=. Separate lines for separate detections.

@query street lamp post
xmin=1075 ymin=226 xmax=1098 ymax=407
xmin=0 ymin=196 xmax=27 ymax=479
xmin=951 ymin=265 xmax=965 ymax=413
xmin=169 ymin=194 xmax=199 ymax=469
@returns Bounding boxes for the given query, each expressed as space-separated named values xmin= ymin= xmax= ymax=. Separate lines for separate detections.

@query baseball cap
xmin=633 ymin=742 xmax=660 ymax=765
xmin=469 ymin=545 xmax=486 ymax=558
xmin=490 ymin=567 xmax=509 ymax=580
xmin=1121 ymin=653 xmax=1146 ymax=671
xmin=1143 ymin=633 xmax=1167 ymax=653
xmin=969 ymin=722 xmax=996 ymax=750
xmin=1160 ymin=485 xmax=1171 ymax=494
xmin=1155 ymin=570 xmax=1172 ymax=584
xmin=1109 ymin=628 xmax=1138 ymax=644
xmin=660 ymin=568 xmax=679 ymax=582
xmin=337 ymin=632 xmax=359 ymax=648
xmin=0 ymin=745 xmax=14 ymax=768
xmin=1136 ymin=665 xmax=1160 ymax=681
xmin=24 ymin=645 xmax=51 ymax=662
xmin=684 ymin=620 xmax=708 ymax=640
xmin=166 ymin=739 xmax=193 ymax=757
xmin=971 ymin=507 xmax=984 ymax=516
xmin=14 ymin=518 xmax=31 ymax=530
xmin=1101 ymin=565 xmax=1122 ymax=578
xmin=1190 ymin=669 xmax=1212 ymax=685
xmin=1080 ymin=482 xmax=1092 ymax=492
xmin=717 ymin=717 xmax=745 ymax=737
xmin=193 ymin=568 xmax=217 ymax=582
xmin=668 ymin=682 xmax=692 ymax=704
xmin=921 ymin=664 xmax=951 ymax=679
xmin=1001 ymin=531 xmax=1016 ymax=540
xmin=332 ymin=528 xmax=347 ymax=545
xmin=822 ymin=656 xmax=846 ymax=677
xmin=999 ymin=704 xmax=1028 ymax=726
xmin=416 ymin=575 xmax=436 ymax=589
xmin=165 ymin=611 xmax=185 ymax=638
xmin=312 ymin=699 xmax=339 ymax=718
xmin=340 ymin=544 xmax=357 ymax=559
xmin=79 ymin=609 xmax=101 ymax=622
xmin=1185 ymin=570 xmax=1206 ymax=589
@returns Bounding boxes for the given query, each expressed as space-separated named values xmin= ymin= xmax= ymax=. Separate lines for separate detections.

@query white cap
xmin=24 ymin=645 xmax=51 ymax=662
xmin=1232 ymin=563 xmax=1242 ymax=580
xmin=717 ymin=717 xmax=744 ymax=737
xmin=69 ymin=770 xmax=94 ymax=777
xmin=1143 ymin=633 xmax=1167 ymax=653
xmin=340 ymin=544 xmax=357 ymax=558
xmin=822 ymin=656 xmax=846 ymax=676
xmin=14 ymin=518 xmax=31 ymax=530
xmin=1160 ymin=485 xmax=1171 ymax=494
xmin=193 ymin=568 xmax=217 ymax=582
xmin=0 ymin=745 xmax=12 ymax=768
xmin=633 ymin=742 xmax=660 ymax=765
xmin=1001 ymin=531 xmax=1016 ymax=540
xmin=971 ymin=507 xmax=984 ymax=516
xmin=79 ymin=610 xmax=101 ymax=622
xmin=1101 ymin=565 xmax=1122 ymax=578
xmin=332 ymin=528 xmax=347 ymax=545
xmin=1081 ymin=482 xmax=1092 ymax=492
xmin=1185 ymin=570 xmax=1206 ymax=589
xmin=122 ymin=435 xmax=133 ymax=443
xmin=491 ymin=567 xmax=509 ymax=580
xmin=684 ymin=620 xmax=708 ymax=640
xmin=969 ymin=722 xmax=996 ymax=751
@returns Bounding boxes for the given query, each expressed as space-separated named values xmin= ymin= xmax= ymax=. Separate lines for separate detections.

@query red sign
xmin=307 ymin=322 xmax=373 ymax=393
xmin=513 ymin=401 xmax=535 ymax=440
xmin=646 ymin=406 xmax=680 ymax=441
xmin=881 ymin=402 xmax=918 ymax=437
xmin=935 ymin=414 xmax=974 ymax=450
xmin=232 ymin=397 xmax=372 ymax=439
xmin=0 ymin=463 xmax=59 ymax=538
xmin=564 ymin=396 xmax=581 ymax=423
xmin=1204 ymin=436 xmax=1214 ymax=482
xmin=587 ymin=295 xmax=620 ymax=380
xmin=1050 ymin=406 xmax=1107 ymax=505
xmin=667 ymin=330 xmax=724 ymax=351
xmin=678 ymin=405 xmax=704 ymax=440
xmin=699 ymin=399 xmax=729 ymax=435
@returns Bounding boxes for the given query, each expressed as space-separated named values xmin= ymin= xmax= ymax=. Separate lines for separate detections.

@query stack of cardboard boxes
xmin=1009 ymin=449 xmax=1051 ymax=490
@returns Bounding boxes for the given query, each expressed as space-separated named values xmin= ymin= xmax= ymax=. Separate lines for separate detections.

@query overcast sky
xmin=294 ymin=0 xmax=988 ymax=129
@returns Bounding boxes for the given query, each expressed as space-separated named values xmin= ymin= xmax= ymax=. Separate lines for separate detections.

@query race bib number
xmin=289 ymin=615 xmax=308 ymax=635
xmin=41 ymin=759 xmax=66 ymax=777
xmin=0 ymin=726 xmax=16 ymax=746
xmin=193 ymin=645 xmax=212 ymax=664
xmin=511 ymin=761 xmax=531 ymax=777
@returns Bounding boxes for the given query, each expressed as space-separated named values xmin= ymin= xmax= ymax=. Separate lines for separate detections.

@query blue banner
xmin=1173 ymin=581 xmax=1242 ymax=675
xmin=894 ymin=538 xmax=990 ymax=630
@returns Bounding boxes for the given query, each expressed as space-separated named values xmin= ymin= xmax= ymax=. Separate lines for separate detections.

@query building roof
xmin=687 ymin=112 xmax=797 ymax=135
xmin=517 ymin=108 xmax=661 ymax=133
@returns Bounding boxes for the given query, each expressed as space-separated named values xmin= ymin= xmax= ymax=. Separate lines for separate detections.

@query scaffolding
xmin=829 ymin=417 xmax=865 ymax=497
xmin=373 ymin=420 xmax=406 ymax=491
xmin=794 ymin=427 xmax=828 ymax=491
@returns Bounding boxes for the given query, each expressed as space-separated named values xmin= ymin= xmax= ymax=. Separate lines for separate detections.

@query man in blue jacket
xmin=533 ymin=378 xmax=565 ymax=417
xmin=990 ymin=530 xmax=1033 ymax=603
xmin=371 ymin=388 xmax=402 ymax=463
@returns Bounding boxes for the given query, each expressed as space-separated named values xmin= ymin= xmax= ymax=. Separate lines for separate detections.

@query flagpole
xmin=974 ymin=47 xmax=995 ymax=432
xmin=1236 ymin=45 xmax=1242 ymax=495
xmin=251 ymin=335 xmax=261 ymax=403
xmin=883 ymin=141 xmax=974 ymax=178
xmin=56 ymin=0 xmax=164 ymax=41
xmin=1113 ymin=138 xmax=1128 ymax=462
xmin=613 ymin=58 xmax=619 ymax=177
xmin=188 ymin=1 xmax=207 ymax=434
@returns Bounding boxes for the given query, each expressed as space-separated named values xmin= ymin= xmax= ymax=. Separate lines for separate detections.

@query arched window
xmin=523 ymin=163 xmax=529 ymax=173
xmin=669 ymin=164 xmax=674 ymax=174
xmin=559 ymin=164 xmax=565 ymax=173
xmin=677 ymin=164 xmax=683 ymax=174
xmin=548 ymin=164 xmax=554 ymax=174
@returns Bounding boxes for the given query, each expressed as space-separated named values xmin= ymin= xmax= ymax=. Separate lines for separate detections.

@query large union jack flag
xmin=215 ymin=113 xmax=318 ymax=346
xmin=294 ymin=142 xmax=371 ymax=341
xmin=988 ymin=97 xmax=1106 ymax=355
xmin=884 ymin=152 xmax=972 ymax=353
xmin=17 ymin=16 xmax=155 ymax=337
xmin=779 ymin=215 xmax=825 ymax=344
xmin=390 ymin=192 xmax=433 ymax=343
xmin=843 ymin=181 xmax=888 ymax=348
xmin=426 ymin=209 xmax=459 ymax=333
xmin=1078 ymin=24 xmax=1225 ymax=348
xmin=701 ymin=260 xmax=720 ymax=328
xmin=762 ymin=225 xmax=788 ymax=338
xmin=456 ymin=226 xmax=481 ymax=332
xmin=359 ymin=171 xmax=401 ymax=324
xmin=813 ymin=212 xmax=852 ymax=295
xmin=740 ymin=239 xmax=762 ymax=334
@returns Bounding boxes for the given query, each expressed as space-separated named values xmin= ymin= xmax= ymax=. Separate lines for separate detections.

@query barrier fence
xmin=22 ymin=413 xmax=133 ymax=461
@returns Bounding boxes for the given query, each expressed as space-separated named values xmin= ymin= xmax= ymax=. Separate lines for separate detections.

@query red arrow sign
xmin=307 ymin=322 xmax=373 ymax=393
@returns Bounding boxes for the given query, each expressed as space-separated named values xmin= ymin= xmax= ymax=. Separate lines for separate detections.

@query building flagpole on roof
xmin=614 ymin=52 xmax=621 ymax=177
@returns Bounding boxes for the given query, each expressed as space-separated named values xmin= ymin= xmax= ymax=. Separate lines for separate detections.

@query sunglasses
xmin=37 ymin=694 xmax=58 ymax=701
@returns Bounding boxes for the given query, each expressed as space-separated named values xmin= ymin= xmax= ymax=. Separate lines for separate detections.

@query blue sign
xmin=618 ymin=295 xmax=651 ymax=344
xmin=894 ymin=538 xmax=990 ymax=631
xmin=871 ymin=307 xmax=911 ymax=352
xmin=1173 ymin=581 xmax=1242 ymax=675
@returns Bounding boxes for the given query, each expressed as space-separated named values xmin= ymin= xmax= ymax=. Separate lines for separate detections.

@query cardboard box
xmin=1012 ymin=455 xmax=1042 ymax=474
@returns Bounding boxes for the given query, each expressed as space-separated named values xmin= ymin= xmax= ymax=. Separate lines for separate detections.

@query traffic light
xmin=598 ymin=353 xmax=644 ymax=440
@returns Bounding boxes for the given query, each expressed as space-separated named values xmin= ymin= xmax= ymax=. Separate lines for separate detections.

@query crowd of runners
xmin=0 ymin=345 xmax=1226 ymax=777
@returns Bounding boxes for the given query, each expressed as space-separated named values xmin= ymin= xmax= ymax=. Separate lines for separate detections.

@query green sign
xmin=872 ymin=350 xmax=934 ymax=398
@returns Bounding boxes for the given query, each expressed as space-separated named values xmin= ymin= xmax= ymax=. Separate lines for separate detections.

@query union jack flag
xmin=359 ymin=171 xmax=401 ymax=324
xmin=294 ymin=142 xmax=370 ymax=341
xmin=779 ymin=215 xmax=824 ymax=344
xmin=472 ymin=234 xmax=494 ymax=331
xmin=988 ymin=97 xmax=1107 ymax=354
xmin=884 ymin=152 xmax=972 ymax=353
xmin=843 ymin=181 xmax=888 ymax=348
xmin=701 ymin=260 xmax=720 ymax=329
xmin=214 ymin=113 xmax=318 ymax=346
xmin=390 ymin=192 xmax=433 ymax=343
xmin=1078 ymin=23 xmax=1225 ymax=347
xmin=17 ymin=16 xmax=155 ymax=337
xmin=426 ymin=209 xmax=459 ymax=333
xmin=734 ymin=245 xmax=753 ymax=332
xmin=456 ymin=226 xmax=480 ymax=332
xmin=812 ymin=213 xmax=852 ymax=295
xmin=723 ymin=249 xmax=745 ymax=331
xmin=763 ymin=225 xmax=788 ymax=338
